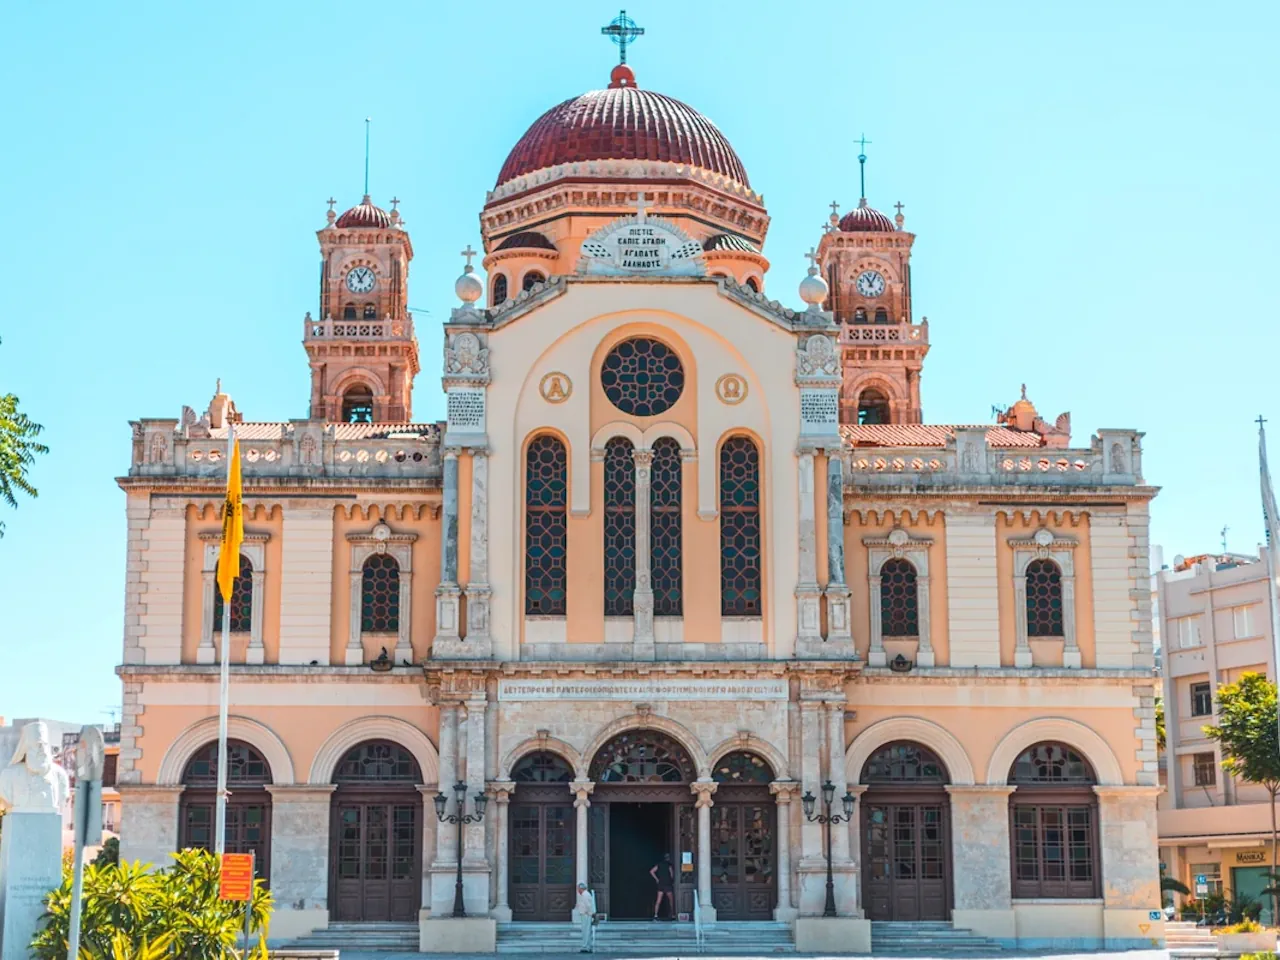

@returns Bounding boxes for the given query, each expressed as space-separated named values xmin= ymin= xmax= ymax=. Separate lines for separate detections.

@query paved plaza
xmin=333 ymin=952 xmax=1175 ymax=960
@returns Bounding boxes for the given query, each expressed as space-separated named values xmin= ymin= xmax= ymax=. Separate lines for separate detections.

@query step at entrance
xmin=1165 ymin=920 xmax=1217 ymax=955
xmin=871 ymin=921 xmax=1008 ymax=956
xmin=285 ymin=921 xmax=421 ymax=952
xmin=497 ymin=920 xmax=795 ymax=954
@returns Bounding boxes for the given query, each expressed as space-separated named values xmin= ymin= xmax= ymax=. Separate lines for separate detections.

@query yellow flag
xmin=216 ymin=440 xmax=244 ymax=603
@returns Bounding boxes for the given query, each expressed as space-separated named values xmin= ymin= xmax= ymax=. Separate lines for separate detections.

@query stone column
xmin=435 ymin=449 xmax=462 ymax=646
xmin=117 ymin=784 xmax=183 ymax=868
xmin=846 ymin=784 xmax=867 ymax=915
xmin=1094 ymin=785 xmax=1164 ymax=948
xmin=571 ymin=780 xmax=595 ymax=888
xmin=868 ymin=566 xmax=888 ymax=666
xmin=632 ymin=449 xmax=655 ymax=651
xmin=770 ymin=781 xmax=800 ymax=921
xmin=945 ymin=785 xmax=1015 ymax=941
xmin=1012 ymin=570 xmax=1033 ymax=668
xmin=824 ymin=702 xmax=851 ymax=863
xmin=823 ymin=452 xmax=853 ymax=647
xmin=430 ymin=703 xmax=460 ymax=916
xmin=915 ymin=568 xmax=935 ymax=667
xmin=463 ymin=698 xmax=487 ymax=861
xmin=265 ymin=785 xmax=337 ymax=941
xmin=463 ymin=448 xmax=493 ymax=656
xmin=489 ymin=781 xmax=515 ymax=922
xmin=247 ymin=564 xmax=266 ymax=664
xmin=798 ymin=702 xmax=824 ymax=885
xmin=795 ymin=451 xmax=823 ymax=649
xmin=691 ymin=780 xmax=718 ymax=922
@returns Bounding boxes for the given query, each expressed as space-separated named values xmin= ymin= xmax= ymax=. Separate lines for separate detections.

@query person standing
xmin=650 ymin=853 xmax=675 ymax=920
xmin=575 ymin=882 xmax=595 ymax=952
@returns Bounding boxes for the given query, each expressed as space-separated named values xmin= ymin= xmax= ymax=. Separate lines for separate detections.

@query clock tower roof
xmin=838 ymin=198 xmax=895 ymax=233
xmin=335 ymin=195 xmax=393 ymax=229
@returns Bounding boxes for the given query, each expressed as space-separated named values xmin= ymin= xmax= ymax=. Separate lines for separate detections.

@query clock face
xmin=346 ymin=266 xmax=376 ymax=294
xmin=855 ymin=269 xmax=886 ymax=298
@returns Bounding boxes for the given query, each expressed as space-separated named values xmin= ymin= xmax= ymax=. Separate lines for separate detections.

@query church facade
xmin=115 ymin=53 xmax=1163 ymax=953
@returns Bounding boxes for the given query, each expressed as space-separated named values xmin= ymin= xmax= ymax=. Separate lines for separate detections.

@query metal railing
xmin=692 ymin=890 xmax=705 ymax=952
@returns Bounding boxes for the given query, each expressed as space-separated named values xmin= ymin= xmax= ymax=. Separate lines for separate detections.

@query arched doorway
xmin=710 ymin=751 xmax=776 ymax=920
xmin=860 ymin=741 xmax=951 ymax=921
xmin=509 ymin=751 xmax=575 ymax=921
xmin=588 ymin=730 xmax=697 ymax=920
xmin=179 ymin=739 xmax=272 ymax=880
xmin=330 ymin=740 xmax=423 ymax=923
xmin=1008 ymin=742 xmax=1099 ymax=900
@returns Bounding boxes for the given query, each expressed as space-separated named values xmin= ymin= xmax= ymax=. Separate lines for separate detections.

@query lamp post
xmin=802 ymin=779 xmax=855 ymax=918
xmin=434 ymin=780 xmax=488 ymax=918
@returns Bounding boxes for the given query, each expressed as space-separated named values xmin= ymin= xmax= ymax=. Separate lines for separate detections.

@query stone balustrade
xmin=839 ymin=321 xmax=928 ymax=345
xmin=303 ymin=313 xmax=415 ymax=341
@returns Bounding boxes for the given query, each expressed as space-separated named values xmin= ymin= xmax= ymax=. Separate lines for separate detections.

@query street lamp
xmin=434 ymin=780 xmax=488 ymax=918
xmin=802 ymin=779 xmax=855 ymax=918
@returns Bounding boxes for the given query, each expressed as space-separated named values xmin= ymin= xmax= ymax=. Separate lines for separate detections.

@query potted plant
xmin=1215 ymin=918 xmax=1274 ymax=955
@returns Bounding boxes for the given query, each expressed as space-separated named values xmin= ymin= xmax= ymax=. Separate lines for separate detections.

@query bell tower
xmin=816 ymin=140 xmax=928 ymax=425
xmin=304 ymin=194 xmax=419 ymax=422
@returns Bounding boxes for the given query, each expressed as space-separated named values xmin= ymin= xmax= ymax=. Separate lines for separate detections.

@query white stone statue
xmin=0 ymin=722 xmax=70 ymax=814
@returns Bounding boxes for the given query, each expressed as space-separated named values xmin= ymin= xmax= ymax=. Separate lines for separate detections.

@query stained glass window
xmin=492 ymin=274 xmax=508 ymax=306
xmin=1010 ymin=743 xmax=1094 ymax=784
xmin=512 ymin=751 xmax=574 ymax=783
xmin=361 ymin=553 xmax=400 ymax=632
xmin=603 ymin=437 xmax=635 ymax=617
xmin=651 ymin=438 xmax=683 ymax=616
xmin=526 ymin=435 xmax=567 ymax=616
xmin=589 ymin=730 xmax=696 ymax=783
xmin=712 ymin=751 xmax=774 ymax=784
xmin=212 ymin=555 xmax=253 ymax=633
xmin=182 ymin=740 xmax=272 ymax=786
xmin=720 ymin=437 xmax=761 ymax=617
xmin=880 ymin=558 xmax=919 ymax=637
xmin=1025 ymin=558 xmax=1064 ymax=636
xmin=861 ymin=742 xmax=948 ymax=784
xmin=601 ymin=338 xmax=685 ymax=417
xmin=333 ymin=741 xmax=421 ymax=783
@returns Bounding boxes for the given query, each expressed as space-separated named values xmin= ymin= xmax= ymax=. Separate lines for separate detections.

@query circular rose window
xmin=601 ymin=338 xmax=685 ymax=416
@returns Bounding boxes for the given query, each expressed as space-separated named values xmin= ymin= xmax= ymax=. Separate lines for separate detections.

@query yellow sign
xmin=219 ymin=853 xmax=255 ymax=901
xmin=1232 ymin=849 xmax=1268 ymax=866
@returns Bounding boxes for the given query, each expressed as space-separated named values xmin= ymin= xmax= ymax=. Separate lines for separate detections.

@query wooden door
xmin=332 ymin=799 xmax=421 ymax=922
xmin=862 ymin=798 xmax=949 ymax=921
xmin=710 ymin=798 xmax=776 ymax=919
xmin=509 ymin=798 xmax=576 ymax=920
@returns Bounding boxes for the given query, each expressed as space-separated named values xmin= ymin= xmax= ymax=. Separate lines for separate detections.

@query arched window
xmin=333 ymin=740 xmax=422 ymax=783
xmin=857 ymin=389 xmax=890 ymax=425
xmin=861 ymin=742 xmax=949 ymax=784
xmin=512 ymin=751 xmax=575 ymax=783
xmin=712 ymin=751 xmax=774 ymax=784
xmin=1025 ymin=558 xmax=1064 ymax=636
xmin=651 ymin=438 xmax=683 ymax=616
xmin=1009 ymin=742 xmax=1098 ymax=899
xmin=880 ymin=558 xmax=919 ymax=636
xmin=492 ymin=274 xmax=508 ymax=306
xmin=853 ymin=307 xmax=867 ymax=324
xmin=720 ymin=436 xmax=762 ymax=617
xmin=212 ymin=555 xmax=253 ymax=633
xmin=745 ymin=277 xmax=759 ymax=292
xmin=180 ymin=740 xmax=272 ymax=878
xmin=589 ymin=730 xmax=697 ymax=783
xmin=526 ymin=436 xmax=568 ymax=616
xmin=342 ymin=385 xmax=374 ymax=423
xmin=361 ymin=554 xmax=400 ymax=632
xmin=603 ymin=437 xmax=635 ymax=617
xmin=363 ymin=303 xmax=377 ymax=321
xmin=874 ymin=307 xmax=889 ymax=324
xmin=343 ymin=303 xmax=357 ymax=321
xmin=522 ymin=270 xmax=545 ymax=291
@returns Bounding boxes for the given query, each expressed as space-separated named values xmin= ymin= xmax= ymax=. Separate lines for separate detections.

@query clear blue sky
xmin=2 ymin=1 xmax=1277 ymax=722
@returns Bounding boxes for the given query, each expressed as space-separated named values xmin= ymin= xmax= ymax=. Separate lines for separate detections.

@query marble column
xmin=1013 ymin=571 xmax=1033 ymax=668
xmin=571 ymin=780 xmax=595 ymax=888
xmin=945 ymin=785 xmax=1015 ymax=940
xmin=435 ymin=448 xmax=462 ymax=645
xmin=489 ymin=781 xmax=515 ymax=922
xmin=265 ymin=785 xmax=337 ymax=938
xmin=795 ymin=451 xmax=823 ymax=647
xmin=464 ymin=448 xmax=493 ymax=654
xmin=770 ymin=781 xmax=799 ymax=921
xmin=823 ymin=453 xmax=853 ymax=647
xmin=247 ymin=565 xmax=266 ymax=664
xmin=430 ymin=704 xmax=460 ymax=915
xmin=916 ymin=568 xmax=935 ymax=667
xmin=632 ymin=449 xmax=655 ymax=651
xmin=463 ymin=698 xmax=487 ymax=865
xmin=691 ymin=780 xmax=718 ymax=922
xmin=825 ymin=701 xmax=851 ymax=863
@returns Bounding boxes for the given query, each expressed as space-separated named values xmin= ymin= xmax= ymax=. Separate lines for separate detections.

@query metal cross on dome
xmin=805 ymin=247 xmax=820 ymax=269
xmin=460 ymin=245 xmax=477 ymax=269
xmin=602 ymin=10 xmax=644 ymax=65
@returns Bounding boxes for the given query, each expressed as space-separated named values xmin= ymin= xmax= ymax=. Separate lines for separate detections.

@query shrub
xmin=1241 ymin=952 xmax=1277 ymax=960
xmin=92 ymin=837 xmax=120 ymax=868
xmin=31 ymin=848 xmax=271 ymax=959
xmin=1220 ymin=918 xmax=1264 ymax=934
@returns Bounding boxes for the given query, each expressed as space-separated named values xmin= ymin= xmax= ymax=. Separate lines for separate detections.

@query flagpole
xmin=214 ymin=419 xmax=235 ymax=857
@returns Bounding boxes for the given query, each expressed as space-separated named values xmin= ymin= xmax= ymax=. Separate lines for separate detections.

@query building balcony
xmin=838 ymin=321 xmax=928 ymax=346
xmin=303 ymin=312 xmax=415 ymax=341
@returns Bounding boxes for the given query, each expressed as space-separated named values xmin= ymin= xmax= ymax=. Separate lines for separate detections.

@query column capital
xmin=487 ymin=780 xmax=517 ymax=803
xmin=769 ymin=779 xmax=801 ymax=800
xmin=846 ymin=784 xmax=868 ymax=799
xmin=632 ymin=449 xmax=654 ymax=467
xmin=691 ymin=778 xmax=718 ymax=807
xmin=416 ymin=783 xmax=442 ymax=798
xmin=443 ymin=446 xmax=461 ymax=460
xmin=571 ymin=779 xmax=595 ymax=808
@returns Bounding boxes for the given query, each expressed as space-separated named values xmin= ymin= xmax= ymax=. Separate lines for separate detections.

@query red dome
xmin=839 ymin=200 xmax=895 ymax=233
xmin=496 ymin=78 xmax=750 ymax=189
xmin=336 ymin=196 xmax=392 ymax=229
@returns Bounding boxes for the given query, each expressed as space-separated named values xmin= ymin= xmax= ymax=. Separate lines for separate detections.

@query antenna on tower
xmin=1221 ymin=525 xmax=1230 ymax=554
xmin=363 ymin=118 xmax=371 ymax=197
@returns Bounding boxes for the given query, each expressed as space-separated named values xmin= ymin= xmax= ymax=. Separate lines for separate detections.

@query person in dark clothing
xmin=649 ymin=853 xmax=675 ymax=920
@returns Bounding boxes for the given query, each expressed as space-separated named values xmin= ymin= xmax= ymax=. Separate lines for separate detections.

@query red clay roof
xmin=840 ymin=424 xmax=1044 ymax=448
xmin=335 ymin=196 xmax=392 ymax=229
xmin=212 ymin=422 xmax=439 ymax=441
xmin=839 ymin=202 xmax=895 ymax=233
xmin=496 ymin=85 xmax=749 ymax=188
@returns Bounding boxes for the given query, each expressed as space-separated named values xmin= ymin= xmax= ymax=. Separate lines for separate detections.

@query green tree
xmin=1205 ymin=672 xmax=1280 ymax=923
xmin=1156 ymin=695 xmax=1167 ymax=751
xmin=0 ymin=336 xmax=49 ymax=537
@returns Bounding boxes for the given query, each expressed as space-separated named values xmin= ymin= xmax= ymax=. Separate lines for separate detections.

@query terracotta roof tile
xmin=211 ymin=422 xmax=440 ymax=441
xmin=840 ymin=424 xmax=1044 ymax=448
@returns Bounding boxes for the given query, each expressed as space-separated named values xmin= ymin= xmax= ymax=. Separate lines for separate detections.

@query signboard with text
xmin=578 ymin=199 xmax=705 ymax=277
xmin=219 ymin=853 xmax=255 ymax=902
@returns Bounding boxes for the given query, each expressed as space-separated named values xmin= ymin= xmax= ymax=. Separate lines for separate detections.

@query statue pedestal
xmin=0 ymin=811 xmax=62 ymax=960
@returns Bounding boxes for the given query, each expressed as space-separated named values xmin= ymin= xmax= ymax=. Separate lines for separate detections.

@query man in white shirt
xmin=575 ymin=882 xmax=595 ymax=953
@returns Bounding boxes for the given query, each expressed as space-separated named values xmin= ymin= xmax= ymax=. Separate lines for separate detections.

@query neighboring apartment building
xmin=1157 ymin=550 xmax=1279 ymax=919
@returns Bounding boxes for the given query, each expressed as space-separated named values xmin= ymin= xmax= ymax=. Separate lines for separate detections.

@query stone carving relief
xmin=0 ymin=722 xmax=70 ymax=814
xmin=715 ymin=373 xmax=748 ymax=405
xmin=1110 ymin=442 xmax=1127 ymax=474
xmin=300 ymin=435 xmax=318 ymax=466
xmin=148 ymin=433 xmax=168 ymax=464
xmin=795 ymin=334 xmax=840 ymax=380
xmin=444 ymin=332 xmax=490 ymax=377
xmin=539 ymin=372 xmax=572 ymax=404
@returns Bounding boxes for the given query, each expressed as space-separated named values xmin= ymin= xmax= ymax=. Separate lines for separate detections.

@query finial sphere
xmin=455 ymin=271 xmax=484 ymax=305
xmin=799 ymin=269 xmax=829 ymax=306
